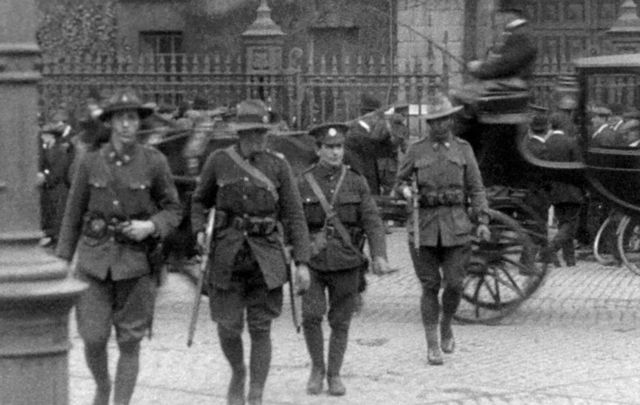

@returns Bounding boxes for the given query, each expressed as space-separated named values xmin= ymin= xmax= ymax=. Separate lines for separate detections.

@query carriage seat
xmin=476 ymin=91 xmax=531 ymax=124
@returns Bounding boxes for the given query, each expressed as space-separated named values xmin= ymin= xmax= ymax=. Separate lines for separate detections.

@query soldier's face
xmin=317 ymin=143 xmax=344 ymax=167
xmin=427 ymin=116 xmax=452 ymax=141
xmin=110 ymin=110 xmax=140 ymax=146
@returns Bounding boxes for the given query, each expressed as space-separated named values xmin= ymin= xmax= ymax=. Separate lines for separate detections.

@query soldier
xmin=190 ymin=99 xmax=311 ymax=405
xmin=297 ymin=123 xmax=390 ymax=396
xmin=37 ymin=121 xmax=75 ymax=248
xmin=396 ymin=93 xmax=491 ymax=365
xmin=540 ymin=113 xmax=584 ymax=267
xmin=56 ymin=90 xmax=183 ymax=405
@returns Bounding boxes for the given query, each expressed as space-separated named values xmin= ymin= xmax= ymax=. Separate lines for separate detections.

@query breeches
xmin=75 ymin=271 xmax=156 ymax=345
xmin=302 ymin=267 xmax=360 ymax=330
xmin=408 ymin=243 xmax=471 ymax=293
xmin=209 ymin=248 xmax=283 ymax=336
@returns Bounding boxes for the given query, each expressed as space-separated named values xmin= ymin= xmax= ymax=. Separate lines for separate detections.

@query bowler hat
xmin=229 ymin=99 xmax=275 ymax=133
xmin=360 ymin=93 xmax=382 ymax=113
xmin=619 ymin=119 xmax=640 ymax=133
xmin=308 ymin=122 xmax=349 ymax=146
xmin=590 ymin=106 xmax=612 ymax=117
xmin=423 ymin=94 xmax=463 ymax=121
xmin=41 ymin=122 xmax=66 ymax=136
xmin=529 ymin=115 xmax=548 ymax=133
xmin=99 ymin=90 xmax=153 ymax=122
xmin=497 ymin=0 xmax=524 ymax=13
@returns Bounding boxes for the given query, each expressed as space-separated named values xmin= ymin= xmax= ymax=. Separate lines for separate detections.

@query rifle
xmin=412 ymin=173 xmax=420 ymax=253
xmin=277 ymin=238 xmax=301 ymax=333
xmin=187 ymin=208 xmax=216 ymax=347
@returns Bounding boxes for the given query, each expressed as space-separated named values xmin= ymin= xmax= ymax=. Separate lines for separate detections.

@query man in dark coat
xmin=190 ymin=99 xmax=311 ymax=405
xmin=56 ymin=90 xmax=183 ymax=405
xmin=540 ymin=113 xmax=584 ymax=267
xmin=462 ymin=0 xmax=537 ymax=97
xmin=297 ymin=123 xmax=390 ymax=397
xmin=38 ymin=121 xmax=75 ymax=248
xmin=396 ymin=93 xmax=491 ymax=365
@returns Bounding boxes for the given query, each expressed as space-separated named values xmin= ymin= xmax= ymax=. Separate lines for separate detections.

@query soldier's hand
xmin=294 ymin=263 xmax=311 ymax=295
xmin=196 ymin=231 xmax=207 ymax=254
xmin=122 ymin=220 xmax=156 ymax=241
xmin=401 ymin=185 xmax=412 ymax=200
xmin=371 ymin=256 xmax=398 ymax=276
xmin=476 ymin=224 xmax=491 ymax=242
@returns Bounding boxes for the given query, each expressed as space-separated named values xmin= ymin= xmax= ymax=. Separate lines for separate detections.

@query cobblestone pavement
xmin=69 ymin=228 xmax=640 ymax=404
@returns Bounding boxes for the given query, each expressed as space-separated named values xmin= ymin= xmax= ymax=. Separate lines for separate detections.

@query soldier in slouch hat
xmin=56 ymin=90 xmax=182 ymax=405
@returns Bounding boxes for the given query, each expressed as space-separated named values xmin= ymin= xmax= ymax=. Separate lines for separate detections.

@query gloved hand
xmin=294 ymin=263 xmax=311 ymax=295
xmin=122 ymin=220 xmax=156 ymax=241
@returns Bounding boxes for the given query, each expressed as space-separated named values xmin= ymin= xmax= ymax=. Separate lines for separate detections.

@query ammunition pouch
xmin=224 ymin=214 xmax=277 ymax=236
xmin=419 ymin=189 xmax=466 ymax=208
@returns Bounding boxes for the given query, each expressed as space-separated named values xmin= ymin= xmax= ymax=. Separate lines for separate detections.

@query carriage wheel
xmin=455 ymin=209 xmax=548 ymax=324
xmin=594 ymin=214 xmax=622 ymax=266
xmin=617 ymin=215 xmax=640 ymax=276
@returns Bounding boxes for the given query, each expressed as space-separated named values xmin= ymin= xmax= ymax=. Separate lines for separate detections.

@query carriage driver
xmin=191 ymin=99 xmax=311 ymax=405
xmin=56 ymin=90 xmax=183 ymax=405
xmin=396 ymin=93 xmax=491 ymax=365
xmin=297 ymin=122 xmax=391 ymax=396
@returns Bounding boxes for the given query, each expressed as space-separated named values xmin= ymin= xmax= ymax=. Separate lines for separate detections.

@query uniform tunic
xmin=298 ymin=162 xmax=386 ymax=271
xmin=56 ymin=142 xmax=182 ymax=280
xmin=396 ymin=136 xmax=489 ymax=247
xmin=190 ymin=145 xmax=311 ymax=290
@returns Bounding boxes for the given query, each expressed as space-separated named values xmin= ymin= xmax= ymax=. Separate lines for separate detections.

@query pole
xmin=0 ymin=1 xmax=85 ymax=404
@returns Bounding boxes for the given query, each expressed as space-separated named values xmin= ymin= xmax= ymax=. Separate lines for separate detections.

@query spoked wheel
xmin=455 ymin=209 xmax=548 ymax=324
xmin=617 ymin=215 xmax=640 ymax=276
xmin=594 ymin=213 xmax=623 ymax=266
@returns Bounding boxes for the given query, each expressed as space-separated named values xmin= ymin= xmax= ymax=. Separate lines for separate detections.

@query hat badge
xmin=328 ymin=128 xmax=337 ymax=137
xmin=262 ymin=115 xmax=269 ymax=123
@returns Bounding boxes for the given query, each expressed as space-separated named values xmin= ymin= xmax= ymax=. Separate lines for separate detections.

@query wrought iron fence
xmin=39 ymin=43 xmax=452 ymax=129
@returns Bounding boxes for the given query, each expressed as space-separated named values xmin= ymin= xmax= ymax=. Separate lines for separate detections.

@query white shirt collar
xmin=506 ymin=18 xmax=527 ymax=29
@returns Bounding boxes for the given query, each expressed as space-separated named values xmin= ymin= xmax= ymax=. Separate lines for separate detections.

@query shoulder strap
xmin=224 ymin=147 xmax=278 ymax=202
xmin=304 ymin=167 xmax=362 ymax=257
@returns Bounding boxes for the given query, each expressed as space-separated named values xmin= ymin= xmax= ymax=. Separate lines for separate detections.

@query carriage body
xmin=572 ymin=53 xmax=640 ymax=216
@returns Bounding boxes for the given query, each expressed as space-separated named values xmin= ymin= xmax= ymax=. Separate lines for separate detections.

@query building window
xmin=139 ymin=31 xmax=183 ymax=55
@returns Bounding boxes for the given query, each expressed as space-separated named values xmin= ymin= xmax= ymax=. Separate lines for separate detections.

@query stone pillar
xmin=0 ymin=0 xmax=85 ymax=404
xmin=242 ymin=0 xmax=285 ymax=105
xmin=606 ymin=0 xmax=640 ymax=54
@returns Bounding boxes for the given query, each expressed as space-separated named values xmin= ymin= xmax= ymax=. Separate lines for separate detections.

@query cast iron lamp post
xmin=0 ymin=0 xmax=85 ymax=404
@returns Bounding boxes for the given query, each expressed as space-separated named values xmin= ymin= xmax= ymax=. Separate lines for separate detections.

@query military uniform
xmin=396 ymin=94 xmax=489 ymax=365
xmin=297 ymin=122 xmax=387 ymax=396
xmin=190 ymin=99 xmax=311 ymax=405
xmin=56 ymin=90 xmax=182 ymax=405
xmin=57 ymin=141 xmax=182 ymax=341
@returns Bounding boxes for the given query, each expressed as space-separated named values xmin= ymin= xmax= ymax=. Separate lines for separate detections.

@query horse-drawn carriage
xmin=153 ymin=52 xmax=640 ymax=325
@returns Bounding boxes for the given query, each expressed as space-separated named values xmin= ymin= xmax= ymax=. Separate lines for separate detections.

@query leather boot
xmin=306 ymin=366 xmax=325 ymax=395
xmin=227 ymin=365 xmax=246 ymax=405
xmin=327 ymin=375 xmax=346 ymax=396
xmin=302 ymin=318 xmax=325 ymax=394
xmin=440 ymin=320 xmax=455 ymax=354
xmin=247 ymin=383 xmax=262 ymax=405
xmin=424 ymin=324 xmax=443 ymax=365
